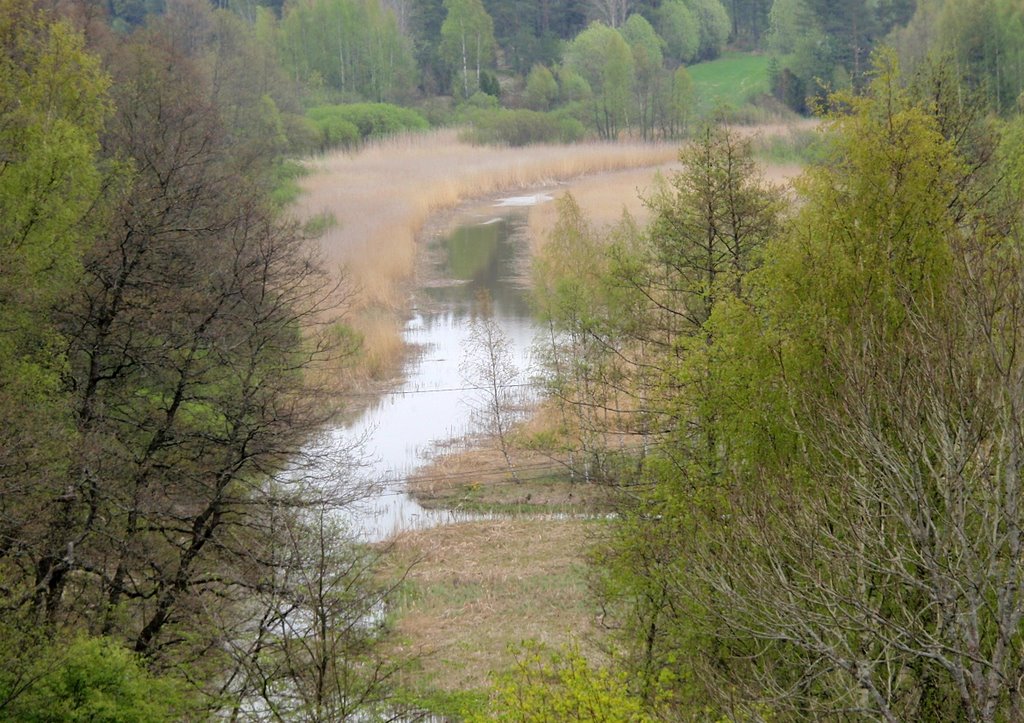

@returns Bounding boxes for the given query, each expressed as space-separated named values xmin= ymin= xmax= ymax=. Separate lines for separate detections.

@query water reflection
xmin=338 ymin=207 xmax=540 ymax=541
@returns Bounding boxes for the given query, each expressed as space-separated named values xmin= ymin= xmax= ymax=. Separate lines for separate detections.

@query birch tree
xmin=439 ymin=0 xmax=495 ymax=97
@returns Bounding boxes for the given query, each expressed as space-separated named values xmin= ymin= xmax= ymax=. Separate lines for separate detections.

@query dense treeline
xmin=89 ymin=0 xmax=1024 ymax=147
xmin=1 ymin=0 xmax=403 ymax=717
xmin=766 ymin=0 xmax=1024 ymax=114
xmin=520 ymin=51 xmax=1024 ymax=719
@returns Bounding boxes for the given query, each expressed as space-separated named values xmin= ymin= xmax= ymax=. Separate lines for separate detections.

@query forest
xmin=2 ymin=0 xmax=1024 ymax=720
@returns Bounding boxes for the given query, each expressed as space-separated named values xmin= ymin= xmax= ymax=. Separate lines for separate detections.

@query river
xmin=336 ymin=196 xmax=549 ymax=541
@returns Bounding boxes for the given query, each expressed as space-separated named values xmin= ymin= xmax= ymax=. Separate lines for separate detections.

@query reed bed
xmin=526 ymin=165 xmax=677 ymax=256
xmin=526 ymin=158 xmax=804 ymax=253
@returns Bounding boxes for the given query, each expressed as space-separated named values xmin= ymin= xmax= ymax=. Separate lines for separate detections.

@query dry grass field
xmin=383 ymin=519 xmax=602 ymax=700
xmin=526 ymin=153 xmax=805 ymax=253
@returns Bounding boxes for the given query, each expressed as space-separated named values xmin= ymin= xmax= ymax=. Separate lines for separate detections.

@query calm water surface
xmin=337 ymin=202 xmax=543 ymax=541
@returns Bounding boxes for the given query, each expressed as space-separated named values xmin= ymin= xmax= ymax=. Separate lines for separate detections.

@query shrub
xmin=281 ymin=112 xmax=322 ymax=155
xmin=469 ymin=643 xmax=653 ymax=722
xmin=306 ymin=103 xmax=429 ymax=150
xmin=525 ymin=65 xmax=559 ymax=110
xmin=2 ymin=636 xmax=188 ymax=722
xmin=463 ymin=108 xmax=584 ymax=146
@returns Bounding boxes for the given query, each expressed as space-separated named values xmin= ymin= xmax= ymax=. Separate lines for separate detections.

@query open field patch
xmin=382 ymin=518 xmax=603 ymax=708
xmin=689 ymin=51 xmax=772 ymax=113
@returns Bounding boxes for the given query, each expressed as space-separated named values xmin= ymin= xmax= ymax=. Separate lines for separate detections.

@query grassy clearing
xmin=689 ymin=51 xmax=772 ymax=115
xmin=381 ymin=518 xmax=604 ymax=710
xmin=292 ymin=130 xmax=680 ymax=379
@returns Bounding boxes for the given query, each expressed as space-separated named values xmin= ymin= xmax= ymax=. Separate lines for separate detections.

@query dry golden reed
xmin=526 ymin=157 xmax=804 ymax=253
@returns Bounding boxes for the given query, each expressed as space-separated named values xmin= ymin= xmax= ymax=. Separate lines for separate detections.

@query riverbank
xmin=295 ymin=126 xmax=810 ymax=716
xmin=381 ymin=517 xmax=604 ymax=716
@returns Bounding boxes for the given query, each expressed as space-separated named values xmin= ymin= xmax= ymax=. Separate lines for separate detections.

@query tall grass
xmin=525 ymin=121 xmax=817 ymax=254
xmin=293 ymin=129 xmax=680 ymax=378
xmin=526 ymin=166 xmax=674 ymax=255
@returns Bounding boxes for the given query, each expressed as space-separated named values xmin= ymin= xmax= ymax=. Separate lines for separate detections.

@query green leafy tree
xmin=621 ymin=13 xmax=664 ymax=140
xmin=278 ymin=0 xmax=417 ymax=101
xmin=615 ymin=51 xmax=1016 ymax=718
xmin=661 ymin=65 xmax=694 ymax=137
xmin=439 ymin=0 xmax=496 ymax=97
xmin=0 ymin=0 xmax=109 ymax=623
xmin=682 ymin=0 xmax=730 ymax=60
xmin=686 ymin=61 xmax=1024 ymax=716
xmin=655 ymin=0 xmax=699 ymax=66
xmin=525 ymin=63 xmax=560 ymax=110
xmin=935 ymin=0 xmax=1024 ymax=113
xmin=723 ymin=0 xmax=771 ymax=42
xmin=564 ymin=21 xmax=635 ymax=138
xmin=765 ymin=0 xmax=818 ymax=55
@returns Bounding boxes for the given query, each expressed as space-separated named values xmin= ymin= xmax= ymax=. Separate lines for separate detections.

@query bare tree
xmin=215 ymin=501 xmax=412 ymax=721
xmin=460 ymin=298 xmax=524 ymax=482
xmin=14 ymin=33 xmax=365 ymax=692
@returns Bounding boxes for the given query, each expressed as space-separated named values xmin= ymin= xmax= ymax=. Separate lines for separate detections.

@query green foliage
xmin=391 ymin=686 xmax=489 ymax=719
xmin=663 ymin=66 xmax=695 ymax=137
xmin=933 ymin=0 xmax=1024 ymax=113
xmin=0 ymin=2 xmax=108 ymax=315
xmin=760 ymin=50 xmax=958 ymax=347
xmin=461 ymin=108 xmax=585 ymax=146
xmin=622 ymin=14 xmax=666 ymax=140
xmin=655 ymin=0 xmax=700 ymax=65
xmin=268 ymin=159 xmax=309 ymax=206
xmin=440 ymin=0 xmax=497 ymax=97
xmin=0 ymin=0 xmax=109 ymax=582
xmin=682 ymin=0 xmax=730 ymax=61
xmin=564 ymin=22 xmax=635 ymax=139
xmin=1 ymin=636 xmax=187 ymax=722
xmin=765 ymin=0 xmax=818 ymax=55
xmin=470 ymin=643 xmax=653 ymax=722
xmin=306 ymin=102 xmax=429 ymax=149
xmin=278 ymin=0 xmax=417 ymax=102
xmin=479 ymin=69 xmax=501 ymax=97
xmin=560 ymin=50 xmax=1024 ymax=718
xmin=750 ymin=126 xmax=827 ymax=164
xmin=557 ymin=66 xmax=593 ymax=104
xmin=621 ymin=14 xmax=663 ymax=71
xmin=302 ymin=211 xmax=338 ymax=236
xmin=525 ymin=64 xmax=560 ymax=110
